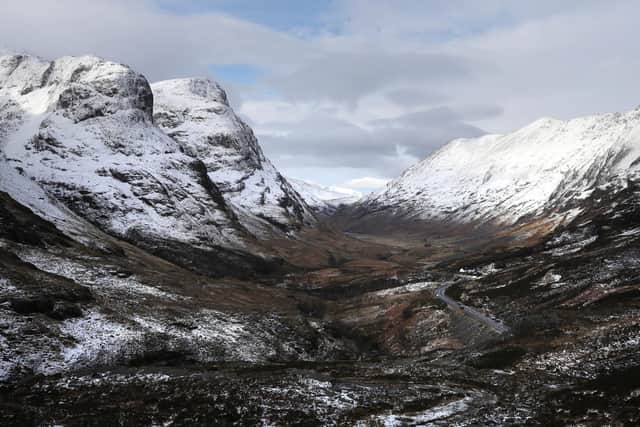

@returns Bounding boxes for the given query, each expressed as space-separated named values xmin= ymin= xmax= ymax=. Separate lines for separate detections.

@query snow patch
xmin=363 ymin=395 xmax=475 ymax=426
xmin=15 ymin=249 xmax=181 ymax=300
xmin=375 ymin=281 xmax=438 ymax=297
xmin=60 ymin=311 xmax=142 ymax=369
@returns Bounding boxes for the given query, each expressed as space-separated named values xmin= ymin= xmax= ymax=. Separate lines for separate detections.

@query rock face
xmin=0 ymin=54 xmax=314 ymax=273
xmin=287 ymin=177 xmax=362 ymax=214
xmin=152 ymin=78 xmax=315 ymax=235
xmin=357 ymin=109 xmax=640 ymax=230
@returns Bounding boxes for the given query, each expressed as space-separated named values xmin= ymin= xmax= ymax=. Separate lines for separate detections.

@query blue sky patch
xmin=154 ymin=0 xmax=333 ymax=32
xmin=210 ymin=63 xmax=263 ymax=85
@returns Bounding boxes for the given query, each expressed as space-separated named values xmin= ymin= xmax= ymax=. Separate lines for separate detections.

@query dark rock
xmin=9 ymin=297 xmax=54 ymax=315
xmin=49 ymin=302 xmax=84 ymax=320
xmin=0 ymin=192 xmax=73 ymax=247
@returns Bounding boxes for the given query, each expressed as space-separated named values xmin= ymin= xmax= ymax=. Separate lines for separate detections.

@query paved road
xmin=434 ymin=281 xmax=510 ymax=335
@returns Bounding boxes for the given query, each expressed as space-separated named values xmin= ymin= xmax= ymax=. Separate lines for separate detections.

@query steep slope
xmin=288 ymin=177 xmax=362 ymax=213
xmin=355 ymin=108 xmax=640 ymax=234
xmin=152 ymin=78 xmax=315 ymax=235
xmin=0 ymin=54 xmax=313 ymax=276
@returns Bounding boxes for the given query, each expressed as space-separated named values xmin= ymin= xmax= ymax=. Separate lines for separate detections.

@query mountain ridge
xmin=352 ymin=107 xmax=640 ymax=236
xmin=0 ymin=53 xmax=314 ymax=276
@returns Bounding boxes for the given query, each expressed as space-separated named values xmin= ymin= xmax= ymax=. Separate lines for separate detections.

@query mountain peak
xmin=151 ymin=77 xmax=229 ymax=107
xmin=151 ymin=77 xmax=315 ymax=235
xmin=0 ymin=53 xmax=153 ymax=120
xmin=358 ymin=106 xmax=640 ymax=232
xmin=288 ymin=178 xmax=362 ymax=213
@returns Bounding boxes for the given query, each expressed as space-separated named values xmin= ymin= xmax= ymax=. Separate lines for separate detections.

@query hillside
xmin=348 ymin=109 xmax=640 ymax=240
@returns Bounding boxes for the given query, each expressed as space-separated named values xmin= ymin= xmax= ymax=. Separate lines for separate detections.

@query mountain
xmin=352 ymin=108 xmax=640 ymax=236
xmin=0 ymin=54 xmax=314 ymax=276
xmin=152 ymin=78 xmax=315 ymax=235
xmin=0 ymin=54 xmax=366 ymax=388
xmin=287 ymin=177 xmax=362 ymax=213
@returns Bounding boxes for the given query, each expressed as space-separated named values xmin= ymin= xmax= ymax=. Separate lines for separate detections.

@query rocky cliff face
xmin=355 ymin=109 xmax=640 ymax=233
xmin=152 ymin=78 xmax=315 ymax=236
xmin=0 ymin=54 xmax=314 ymax=275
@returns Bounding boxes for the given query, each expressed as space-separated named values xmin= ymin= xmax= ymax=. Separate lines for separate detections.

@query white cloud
xmin=0 ymin=0 xmax=312 ymax=81
xmin=441 ymin=0 xmax=640 ymax=131
xmin=268 ymin=50 xmax=471 ymax=107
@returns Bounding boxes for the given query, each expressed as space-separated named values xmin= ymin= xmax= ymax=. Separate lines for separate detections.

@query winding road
xmin=434 ymin=281 xmax=510 ymax=335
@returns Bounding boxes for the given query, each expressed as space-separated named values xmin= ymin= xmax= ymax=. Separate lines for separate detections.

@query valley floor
xmin=1 ymin=190 xmax=640 ymax=425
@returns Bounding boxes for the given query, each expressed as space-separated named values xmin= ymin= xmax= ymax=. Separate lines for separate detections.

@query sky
xmin=2 ymin=0 xmax=640 ymax=193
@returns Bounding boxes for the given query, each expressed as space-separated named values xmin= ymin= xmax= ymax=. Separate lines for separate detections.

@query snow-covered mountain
xmin=359 ymin=108 xmax=640 ymax=230
xmin=0 ymin=54 xmax=314 ymax=272
xmin=152 ymin=78 xmax=314 ymax=235
xmin=288 ymin=178 xmax=362 ymax=213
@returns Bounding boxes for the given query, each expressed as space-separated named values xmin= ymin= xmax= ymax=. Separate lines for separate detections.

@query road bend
xmin=434 ymin=281 xmax=510 ymax=335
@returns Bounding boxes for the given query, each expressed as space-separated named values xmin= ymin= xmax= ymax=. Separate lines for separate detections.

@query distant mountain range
xmin=287 ymin=177 xmax=362 ymax=213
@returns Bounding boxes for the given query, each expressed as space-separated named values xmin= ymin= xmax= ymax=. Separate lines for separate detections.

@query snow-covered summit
xmin=288 ymin=178 xmax=362 ymax=213
xmin=0 ymin=54 xmax=153 ymax=119
xmin=152 ymin=77 xmax=229 ymax=106
xmin=0 ymin=54 xmax=248 ymax=248
xmin=152 ymin=77 xmax=315 ymax=235
xmin=362 ymin=108 xmax=640 ymax=227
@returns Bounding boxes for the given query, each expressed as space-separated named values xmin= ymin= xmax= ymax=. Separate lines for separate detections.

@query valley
xmin=2 ymin=182 xmax=638 ymax=425
xmin=0 ymin=52 xmax=639 ymax=425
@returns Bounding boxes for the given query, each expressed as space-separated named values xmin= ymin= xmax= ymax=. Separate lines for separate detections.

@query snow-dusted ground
xmin=524 ymin=317 xmax=640 ymax=380
xmin=374 ymin=281 xmax=438 ymax=297
xmin=0 ymin=238 xmax=330 ymax=381
xmin=15 ymin=248 xmax=181 ymax=301
xmin=365 ymin=395 xmax=475 ymax=426
xmin=0 ymin=299 xmax=316 ymax=382
xmin=365 ymin=108 xmax=640 ymax=226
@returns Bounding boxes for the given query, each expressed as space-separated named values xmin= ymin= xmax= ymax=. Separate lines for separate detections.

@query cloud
xmin=328 ymin=0 xmax=603 ymax=41
xmin=269 ymin=51 xmax=471 ymax=106
xmin=0 ymin=0 xmax=312 ymax=81
xmin=441 ymin=0 xmax=640 ymax=130
xmin=3 ymin=0 xmax=640 ymax=190
xmin=256 ymin=105 xmax=488 ymax=176
xmin=384 ymin=88 xmax=448 ymax=108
